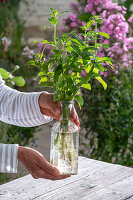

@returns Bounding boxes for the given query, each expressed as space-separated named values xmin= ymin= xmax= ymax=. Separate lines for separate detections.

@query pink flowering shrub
xmin=37 ymin=43 xmax=54 ymax=58
xmin=62 ymin=0 xmax=133 ymax=77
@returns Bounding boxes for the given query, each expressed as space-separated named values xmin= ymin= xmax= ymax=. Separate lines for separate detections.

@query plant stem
xmin=54 ymin=24 xmax=56 ymax=44
xmin=95 ymin=22 xmax=97 ymax=58
xmin=84 ymin=30 xmax=87 ymax=46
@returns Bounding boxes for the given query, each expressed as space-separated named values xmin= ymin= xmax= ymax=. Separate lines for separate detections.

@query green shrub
xmin=80 ymin=69 xmax=133 ymax=166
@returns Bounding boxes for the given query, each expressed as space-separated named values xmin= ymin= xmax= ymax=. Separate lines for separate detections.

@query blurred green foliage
xmin=0 ymin=0 xmax=38 ymax=185
xmin=119 ymin=0 xmax=133 ymax=20
xmin=0 ymin=0 xmax=24 ymax=65
xmin=80 ymin=69 xmax=133 ymax=166
xmin=0 ymin=0 xmax=38 ymax=89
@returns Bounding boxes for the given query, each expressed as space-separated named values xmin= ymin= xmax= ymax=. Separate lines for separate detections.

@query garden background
xmin=0 ymin=0 xmax=132 ymax=184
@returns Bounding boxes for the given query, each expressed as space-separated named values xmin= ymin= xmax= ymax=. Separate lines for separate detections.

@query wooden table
xmin=0 ymin=156 xmax=133 ymax=200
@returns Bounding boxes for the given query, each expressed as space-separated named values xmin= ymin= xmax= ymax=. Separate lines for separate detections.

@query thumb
xmin=39 ymin=157 xmax=60 ymax=176
xmin=48 ymin=101 xmax=61 ymax=117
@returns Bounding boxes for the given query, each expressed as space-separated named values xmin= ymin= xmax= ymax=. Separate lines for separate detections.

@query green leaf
xmin=54 ymin=69 xmax=62 ymax=83
xmin=96 ymin=76 xmax=107 ymax=90
xmin=71 ymin=38 xmax=82 ymax=46
xmin=51 ymin=49 xmax=60 ymax=54
xmin=86 ymin=65 xmax=91 ymax=73
xmin=0 ymin=68 xmax=8 ymax=79
xmin=38 ymin=81 xmax=53 ymax=87
xmin=70 ymin=33 xmax=84 ymax=46
xmin=53 ymin=91 xmax=59 ymax=101
xmin=107 ymin=61 xmax=113 ymax=68
xmin=65 ymin=45 xmax=73 ymax=52
xmin=97 ymin=32 xmax=110 ymax=39
xmin=37 ymin=72 xmax=46 ymax=77
xmin=56 ymin=76 xmax=64 ymax=89
xmin=80 ymin=50 xmax=92 ymax=58
xmin=79 ymin=26 xmax=86 ymax=31
xmin=62 ymin=33 xmax=69 ymax=42
xmin=71 ymin=44 xmax=81 ymax=54
xmin=50 ymin=8 xmax=58 ymax=16
xmin=86 ymin=46 xmax=100 ymax=52
xmin=86 ymin=20 xmax=94 ymax=29
xmin=26 ymin=61 xmax=37 ymax=67
xmin=95 ymin=64 xmax=104 ymax=72
xmin=54 ymin=64 xmax=62 ymax=83
xmin=74 ymin=95 xmax=84 ymax=109
xmin=39 ymin=77 xmax=48 ymax=84
xmin=81 ymin=83 xmax=91 ymax=90
xmin=57 ymin=11 xmax=69 ymax=17
xmin=67 ymin=76 xmax=77 ymax=93
xmin=33 ymin=40 xmax=37 ymax=43
xmin=97 ymin=19 xmax=103 ymax=24
xmin=40 ymin=48 xmax=45 ymax=60
xmin=12 ymin=76 xmax=25 ymax=87
xmin=102 ymin=43 xmax=109 ymax=50
xmin=48 ymin=17 xmax=57 ymax=24
xmin=98 ymin=57 xmax=112 ymax=62
xmin=42 ymin=40 xmax=50 ymax=44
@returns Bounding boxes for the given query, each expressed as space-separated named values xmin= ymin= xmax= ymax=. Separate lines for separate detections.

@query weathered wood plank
xmin=0 ymin=157 xmax=96 ymax=200
xmin=36 ymin=164 xmax=133 ymax=200
xmin=0 ymin=157 xmax=133 ymax=200
xmin=82 ymin=175 xmax=133 ymax=200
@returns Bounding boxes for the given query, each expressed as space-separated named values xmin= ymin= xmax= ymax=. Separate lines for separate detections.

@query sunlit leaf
xmin=50 ymin=8 xmax=58 ymax=16
xmin=81 ymin=83 xmax=91 ymax=90
xmin=74 ymin=95 xmax=84 ymax=109
xmin=48 ymin=17 xmax=57 ymax=24
xmin=97 ymin=32 xmax=110 ymax=39
xmin=39 ymin=77 xmax=48 ymax=84
xmin=57 ymin=10 xmax=69 ymax=17
xmin=86 ymin=20 xmax=94 ymax=29
xmin=96 ymin=76 xmax=107 ymax=90
xmin=12 ymin=76 xmax=25 ymax=87
xmin=0 ymin=68 xmax=8 ymax=79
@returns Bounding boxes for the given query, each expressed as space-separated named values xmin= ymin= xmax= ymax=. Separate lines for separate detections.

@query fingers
xmin=40 ymin=108 xmax=60 ymax=120
xmin=39 ymin=93 xmax=61 ymax=119
xmin=46 ymin=93 xmax=61 ymax=116
xmin=38 ymin=156 xmax=61 ymax=176
xmin=32 ymin=169 xmax=71 ymax=181
xmin=39 ymin=92 xmax=80 ymax=127
xmin=48 ymin=100 xmax=61 ymax=119
xmin=45 ymin=93 xmax=61 ymax=119
xmin=41 ymin=171 xmax=71 ymax=181
xmin=70 ymin=106 xmax=80 ymax=128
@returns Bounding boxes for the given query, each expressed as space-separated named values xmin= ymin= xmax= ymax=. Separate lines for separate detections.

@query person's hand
xmin=39 ymin=92 xmax=80 ymax=128
xmin=18 ymin=146 xmax=70 ymax=180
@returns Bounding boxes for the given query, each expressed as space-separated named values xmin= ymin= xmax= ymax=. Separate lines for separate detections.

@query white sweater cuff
xmin=0 ymin=143 xmax=18 ymax=173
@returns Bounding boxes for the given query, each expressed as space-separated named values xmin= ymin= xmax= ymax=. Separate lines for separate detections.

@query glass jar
xmin=50 ymin=101 xmax=79 ymax=175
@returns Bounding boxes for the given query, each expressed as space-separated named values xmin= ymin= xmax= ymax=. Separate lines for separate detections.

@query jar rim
xmin=59 ymin=101 xmax=74 ymax=104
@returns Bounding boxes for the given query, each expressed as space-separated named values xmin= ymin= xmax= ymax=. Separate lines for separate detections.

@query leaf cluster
xmin=0 ymin=66 xmax=25 ymax=87
xmin=28 ymin=10 xmax=112 ymax=108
